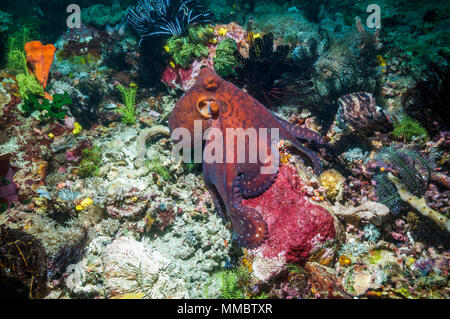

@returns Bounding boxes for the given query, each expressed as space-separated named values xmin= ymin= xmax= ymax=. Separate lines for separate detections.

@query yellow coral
xmin=73 ymin=122 xmax=82 ymax=135
xmin=280 ymin=152 xmax=291 ymax=164
xmin=76 ymin=197 xmax=93 ymax=211
xmin=218 ymin=27 xmax=228 ymax=36
xmin=48 ymin=133 xmax=54 ymax=139
xmin=339 ymin=255 xmax=352 ymax=266
xmin=319 ymin=169 xmax=345 ymax=201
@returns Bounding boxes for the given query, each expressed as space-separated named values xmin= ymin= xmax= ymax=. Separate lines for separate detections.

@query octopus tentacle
xmin=229 ymin=176 xmax=268 ymax=248
xmin=205 ymin=181 xmax=228 ymax=220
xmin=238 ymin=167 xmax=278 ymax=198
xmin=288 ymin=138 xmax=323 ymax=175
xmin=274 ymin=115 xmax=324 ymax=145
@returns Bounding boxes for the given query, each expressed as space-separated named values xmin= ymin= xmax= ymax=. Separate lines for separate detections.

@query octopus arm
xmin=229 ymin=175 xmax=268 ymax=248
xmin=274 ymin=115 xmax=324 ymax=145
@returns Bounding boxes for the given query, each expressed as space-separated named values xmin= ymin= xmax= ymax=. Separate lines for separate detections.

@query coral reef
xmin=0 ymin=0 xmax=449 ymax=302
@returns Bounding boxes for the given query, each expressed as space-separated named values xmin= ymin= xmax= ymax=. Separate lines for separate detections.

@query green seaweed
xmin=216 ymin=268 xmax=247 ymax=299
xmin=166 ymin=24 xmax=215 ymax=69
xmin=116 ymin=84 xmax=137 ymax=125
xmin=147 ymin=157 xmax=172 ymax=182
xmin=78 ymin=146 xmax=102 ymax=178
xmin=16 ymin=73 xmax=44 ymax=100
xmin=20 ymin=93 xmax=71 ymax=120
xmin=392 ymin=115 xmax=428 ymax=141
xmin=213 ymin=38 xmax=241 ymax=77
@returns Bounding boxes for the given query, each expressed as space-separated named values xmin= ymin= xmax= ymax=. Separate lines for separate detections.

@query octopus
xmin=168 ymin=67 xmax=324 ymax=248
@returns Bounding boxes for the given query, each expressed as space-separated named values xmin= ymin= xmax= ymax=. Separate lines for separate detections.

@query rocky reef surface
xmin=0 ymin=0 xmax=449 ymax=299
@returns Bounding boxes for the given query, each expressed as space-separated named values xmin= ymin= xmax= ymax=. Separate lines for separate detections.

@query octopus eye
xmin=197 ymin=99 xmax=219 ymax=118
xmin=203 ymin=76 xmax=220 ymax=91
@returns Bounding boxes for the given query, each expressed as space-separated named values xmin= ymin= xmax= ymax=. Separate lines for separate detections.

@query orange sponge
xmin=24 ymin=41 xmax=56 ymax=90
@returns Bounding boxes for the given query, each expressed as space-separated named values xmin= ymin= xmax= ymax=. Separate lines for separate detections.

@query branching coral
xmin=127 ymin=0 xmax=214 ymax=45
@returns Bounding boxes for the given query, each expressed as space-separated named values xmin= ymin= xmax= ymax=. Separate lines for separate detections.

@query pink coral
xmin=244 ymin=164 xmax=336 ymax=265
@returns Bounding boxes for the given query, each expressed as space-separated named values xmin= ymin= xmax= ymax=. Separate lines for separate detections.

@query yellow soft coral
xmin=76 ymin=197 xmax=93 ymax=211
xmin=218 ymin=27 xmax=228 ymax=36
xmin=73 ymin=122 xmax=82 ymax=135
xmin=319 ymin=169 xmax=345 ymax=201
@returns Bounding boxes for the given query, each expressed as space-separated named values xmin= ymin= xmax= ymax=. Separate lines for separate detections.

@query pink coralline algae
xmin=243 ymin=164 xmax=336 ymax=265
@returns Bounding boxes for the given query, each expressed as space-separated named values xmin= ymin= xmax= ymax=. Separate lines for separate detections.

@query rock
xmin=103 ymin=236 xmax=188 ymax=298
xmin=333 ymin=201 xmax=390 ymax=227
xmin=342 ymin=265 xmax=376 ymax=296
xmin=305 ymin=262 xmax=351 ymax=298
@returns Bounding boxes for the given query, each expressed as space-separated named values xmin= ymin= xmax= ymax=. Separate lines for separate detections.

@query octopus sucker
xmin=168 ymin=68 xmax=323 ymax=248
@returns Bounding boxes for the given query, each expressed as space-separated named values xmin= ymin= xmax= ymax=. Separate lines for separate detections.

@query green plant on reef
xmin=6 ymin=25 xmax=45 ymax=100
xmin=116 ymin=83 xmax=137 ymax=125
xmin=20 ymin=93 xmax=71 ymax=120
xmin=216 ymin=268 xmax=247 ymax=299
xmin=78 ymin=146 xmax=102 ymax=178
xmin=183 ymin=161 xmax=202 ymax=174
xmin=214 ymin=264 xmax=269 ymax=299
xmin=213 ymin=38 xmax=241 ymax=77
xmin=16 ymin=73 xmax=45 ymax=100
xmin=7 ymin=49 xmax=27 ymax=73
xmin=392 ymin=114 xmax=428 ymax=141
xmin=146 ymin=157 xmax=172 ymax=182
xmin=6 ymin=25 xmax=36 ymax=71
xmin=166 ymin=24 xmax=215 ymax=69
